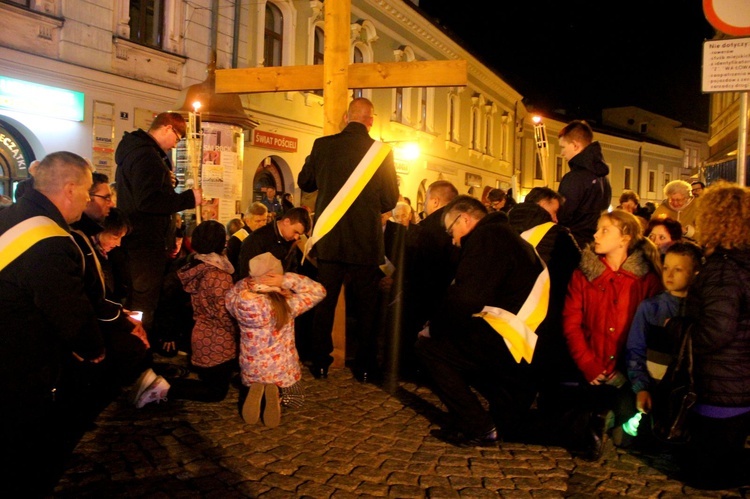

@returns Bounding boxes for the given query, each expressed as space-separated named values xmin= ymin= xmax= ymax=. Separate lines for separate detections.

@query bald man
xmin=298 ymin=98 xmax=399 ymax=382
xmin=0 ymin=151 xmax=104 ymax=495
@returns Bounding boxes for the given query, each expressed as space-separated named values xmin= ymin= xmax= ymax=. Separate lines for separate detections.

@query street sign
xmin=702 ymin=37 xmax=750 ymax=93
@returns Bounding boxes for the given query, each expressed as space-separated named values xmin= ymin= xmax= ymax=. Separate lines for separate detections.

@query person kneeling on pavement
xmin=226 ymin=252 xmax=326 ymax=427
xmin=415 ymin=195 xmax=547 ymax=446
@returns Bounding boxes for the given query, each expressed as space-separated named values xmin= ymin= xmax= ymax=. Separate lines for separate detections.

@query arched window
xmin=264 ymin=3 xmax=283 ymax=67
xmin=314 ymin=26 xmax=325 ymax=66
xmin=313 ymin=26 xmax=325 ymax=96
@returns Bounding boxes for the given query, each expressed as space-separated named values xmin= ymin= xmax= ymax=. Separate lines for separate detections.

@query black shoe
xmin=309 ymin=365 xmax=328 ymax=379
xmin=576 ymin=411 xmax=611 ymax=461
xmin=430 ymin=426 xmax=500 ymax=448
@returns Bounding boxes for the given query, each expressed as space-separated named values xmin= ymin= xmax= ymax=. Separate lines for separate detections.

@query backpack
xmin=650 ymin=318 xmax=696 ymax=444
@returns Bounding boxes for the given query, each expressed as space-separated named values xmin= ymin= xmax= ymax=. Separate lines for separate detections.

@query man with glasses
xmin=690 ymin=180 xmax=705 ymax=198
xmin=115 ymin=112 xmax=202 ymax=334
xmin=416 ymin=194 xmax=546 ymax=447
xmin=235 ymin=207 xmax=311 ymax=282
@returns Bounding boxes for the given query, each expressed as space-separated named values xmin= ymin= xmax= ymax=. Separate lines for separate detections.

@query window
xmin=555 ymin=157 xmax=563 ymax=182
xmin=624 ymin=167 xmax=632 ymax=190
xmin=639 ymin=122 xmax=648 ymax=134
xmin=264 ymin=3 xmax=283 ymax=67
xmin=485 ymin=113 xmax=493 ymax=156
xmin=448 ymin=92 xmax=460 ymax=143
xmin=419 ymin=87 xmax=427 ymax=131
xmin=129 ymin=0 xmax=164 ymax=48
xmin=313 ymin=27 xmax=324 ymax=65
xmin=648 ymin=171 xmax=656 ymax=192
xmin=664 ymin=172 xmax=671 ymax=187
xmin=395 ymin=87 xmax=403 ymax=123
xmin=352 ymin=46 xmax=364 ymax=99
xmin=313 ymin=26 xmax=324 ymax=96
xmin=534 ymin=152 xmax=543 ymax=180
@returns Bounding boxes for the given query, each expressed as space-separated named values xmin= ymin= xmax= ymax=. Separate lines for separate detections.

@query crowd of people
xmin=1 ymin=108 xmax=748 ymax=494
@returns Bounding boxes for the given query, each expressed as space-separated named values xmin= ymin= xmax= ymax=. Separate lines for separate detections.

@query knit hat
xmin=249 ymin=252 xmax=283 ymax=277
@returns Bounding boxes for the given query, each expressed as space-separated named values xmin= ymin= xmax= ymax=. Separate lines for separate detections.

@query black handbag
xmin=651 ymin=321 xmax=696 ymax=444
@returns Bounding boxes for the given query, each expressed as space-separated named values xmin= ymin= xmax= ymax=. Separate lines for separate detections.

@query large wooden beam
xmin=215 ymin=60 xmax=468 ymax=94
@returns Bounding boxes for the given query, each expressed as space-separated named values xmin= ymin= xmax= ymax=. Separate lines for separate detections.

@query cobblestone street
xmin=53 ymin=358 xmax=748 ymax=498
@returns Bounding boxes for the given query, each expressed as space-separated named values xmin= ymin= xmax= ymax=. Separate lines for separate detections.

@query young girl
xmin=139 ymin=220 xmax=238 ymax=407
xmin=562 ymin=210 xmax=663 ymax=459
xmin=226 ymin=252 xmax=325 ymax=427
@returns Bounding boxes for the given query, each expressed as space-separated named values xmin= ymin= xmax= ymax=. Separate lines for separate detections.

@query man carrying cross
xmin=298 ymin=97 xmax=399 ymax=383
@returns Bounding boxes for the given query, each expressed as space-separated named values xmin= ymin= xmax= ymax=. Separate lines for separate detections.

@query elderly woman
xmin=651 ymin=180 xmax=697 ymax=239
xmin=644 ymin=217 xmax=682 ymax=257
xmin=681 ymin=181 xmax=750 ymax=489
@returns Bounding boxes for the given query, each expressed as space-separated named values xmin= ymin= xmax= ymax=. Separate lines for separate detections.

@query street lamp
xmin=532 ymin=115 xmax=549 ymax=185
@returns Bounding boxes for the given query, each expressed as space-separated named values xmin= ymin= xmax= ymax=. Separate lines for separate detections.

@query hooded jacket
xmin=563 ymin=244 xmax=662 ymax=382
xmin=115 ymin=129 xmax=196 ymax=250
xmin=687 ymin=248 xmax=750 ymax=407
xmin=177 ymin=254 xmax=238 ymax=368
xmin=557 ymin=141 xmax=612 ymax=248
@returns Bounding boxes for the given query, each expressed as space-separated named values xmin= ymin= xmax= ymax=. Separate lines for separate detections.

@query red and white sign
xmin=253 ymin=130 xmax=298 ymax=152
xmin=704 ymin=0 xmax=750 ymax=36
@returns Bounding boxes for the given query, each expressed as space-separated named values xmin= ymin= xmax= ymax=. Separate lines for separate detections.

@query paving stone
xmin=52 ymin=362 xmax=748 ymax=497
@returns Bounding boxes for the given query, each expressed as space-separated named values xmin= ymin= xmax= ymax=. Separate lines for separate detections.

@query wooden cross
xmin=215 ymin=0 xmax=467 ymax=135
xmin=214 ymin=0 xmax=467 ymax=368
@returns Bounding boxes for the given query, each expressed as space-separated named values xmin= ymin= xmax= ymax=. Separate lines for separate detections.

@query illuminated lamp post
xmin=532 ymin=115 xmax=549 ymax=186
xmin=189 ymin=101 xmax=203 ymax=223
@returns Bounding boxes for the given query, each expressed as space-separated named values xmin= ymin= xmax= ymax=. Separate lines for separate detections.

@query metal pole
xmin=738 ymin=92 xmax=748 ymax=187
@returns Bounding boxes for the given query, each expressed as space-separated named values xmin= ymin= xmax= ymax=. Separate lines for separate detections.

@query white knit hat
xmin=249 ymin=252 xmax=283 ymax=278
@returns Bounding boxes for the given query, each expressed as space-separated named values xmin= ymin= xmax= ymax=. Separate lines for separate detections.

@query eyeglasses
xmin=170 ymin=127 xmax=183 ymax=141
xmin=445 ymin=214 xmax=462 ymax=235
xmin=91 ymin=194 xmax=113 ymax=202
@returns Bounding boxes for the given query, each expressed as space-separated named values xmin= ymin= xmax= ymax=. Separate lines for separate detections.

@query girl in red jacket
xmin=562 ymin=210 xmax=662 ymax=459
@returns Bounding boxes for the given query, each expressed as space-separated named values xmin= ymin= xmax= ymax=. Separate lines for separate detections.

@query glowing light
xmin=622 ymin=412 xmax=642 ymax=437
xmin=393 ymin=142 xmax=420 ymax=162
xmin=532 ymin=115 xmax=543 ymax=124
xmin=0 ymin=76 xmax=84 ymax=122
xmin=193 ymin=101 xmax=202 ymax=112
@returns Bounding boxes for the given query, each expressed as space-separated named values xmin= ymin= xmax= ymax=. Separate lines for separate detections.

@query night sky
xmin=417 ymin=0 xmax=717 ymax=131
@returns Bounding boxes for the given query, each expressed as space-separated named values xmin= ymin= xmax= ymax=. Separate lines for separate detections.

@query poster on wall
xmin=92 ymin=101 xmax=115 ymax=179
xmin=200 ymin=122 xmax=244 ymax=224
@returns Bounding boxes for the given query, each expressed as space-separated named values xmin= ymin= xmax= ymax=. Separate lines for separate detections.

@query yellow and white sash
xmin=303 ymin=141 xmax=392 ymax=262
xmin=473 ymin=222 xmax=553 ymax=364
xmin=234 ymin=228 xmax=249 ymax=242
xmin=0 ymin=216 xmax=71 ymax=273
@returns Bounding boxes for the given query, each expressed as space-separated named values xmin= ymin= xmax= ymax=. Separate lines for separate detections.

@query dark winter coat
xmin=687 ymin=248 xmax=750 ymax=407
xmin=508 ymin=202 xmax=581 ymax=378
xmin=557 ymin=141 xmax=612 ymax=248
xmin=0 ymin=189 xmax=104 ymax=401
xmin=114 ymin=129 xmax=195 ymax=251
xmin=430 ymin=212 xmax=544 ymax=360
xmin=298 ymin=122 xmax=399 ymax=265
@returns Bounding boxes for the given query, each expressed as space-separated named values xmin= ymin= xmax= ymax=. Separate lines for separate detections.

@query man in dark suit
xmin=298 ymin=97 xmax=399 ymax=382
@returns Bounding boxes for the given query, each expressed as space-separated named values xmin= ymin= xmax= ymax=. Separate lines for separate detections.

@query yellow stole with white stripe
xmin=473 ymin=221 xmax=553 ymax=364
xmin=0 ymin=216 xmax=71 ymax=273
xmin=303 ymin=141 xmax=392 ymax=262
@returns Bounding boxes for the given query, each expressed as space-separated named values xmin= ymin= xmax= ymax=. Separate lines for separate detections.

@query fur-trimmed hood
xmin=579 ymin=244 xmax=654 ymax=282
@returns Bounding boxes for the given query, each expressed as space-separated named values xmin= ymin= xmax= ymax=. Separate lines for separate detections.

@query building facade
xmin=0 ymin=0 xmax=708 ymax=213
